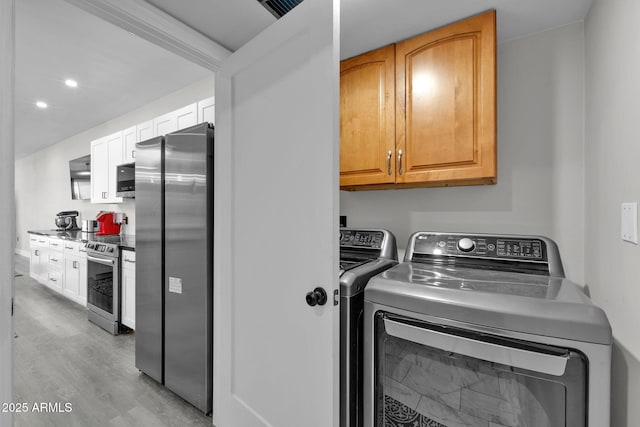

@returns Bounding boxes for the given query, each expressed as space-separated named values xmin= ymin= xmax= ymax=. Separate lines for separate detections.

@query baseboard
xmin=15 ymin=248 xmax=29 ymax=258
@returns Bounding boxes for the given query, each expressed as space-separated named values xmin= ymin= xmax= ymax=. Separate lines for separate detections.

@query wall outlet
xmin=621 ymin=202 xmax=638 ymax=244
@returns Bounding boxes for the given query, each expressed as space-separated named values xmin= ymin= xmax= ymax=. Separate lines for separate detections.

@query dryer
xmin=339 ymin=228 xmax=398 ymax=427
xmin=363 ymin=232 xmax=611 ymax=427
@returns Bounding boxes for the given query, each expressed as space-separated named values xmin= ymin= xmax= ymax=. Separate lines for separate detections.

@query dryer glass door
xmin=373 ymin=313 xmax=587 ymax=427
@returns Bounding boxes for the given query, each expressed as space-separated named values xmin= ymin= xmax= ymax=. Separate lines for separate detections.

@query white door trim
xmin=63 ymin=0 xmax=231 ymax=71
xmin=0 ymin=1 xmax=15 ymax=426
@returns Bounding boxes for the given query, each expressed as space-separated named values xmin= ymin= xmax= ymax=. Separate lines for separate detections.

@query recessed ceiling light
xmin=35 ymin=101 xmax=48 ymax=109
xmin=65 ymin=79 xmax=78 ymax=88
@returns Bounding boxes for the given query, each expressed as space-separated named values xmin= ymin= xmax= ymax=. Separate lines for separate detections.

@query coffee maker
xmin=95 ymin=211 xmax=122 ymax=235
xmin=55 ymin=211 xmax=80 ymax=231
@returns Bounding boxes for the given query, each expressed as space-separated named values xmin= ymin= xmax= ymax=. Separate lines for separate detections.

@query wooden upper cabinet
xmin=340 ymin=10 xmax=496 ymax=190
xmin=340 ymin=44 xmax=396 ymax=187
xmin=396 ymin=10 xmax=496 ymax=185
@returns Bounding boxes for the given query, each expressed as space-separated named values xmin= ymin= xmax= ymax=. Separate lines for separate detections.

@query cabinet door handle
xmin=387 ymin=150 xmax=392 ymax=175
xmin=65 ymin=246 xmax=74 ymax=250
xmin=49 ymin=278 xmax=57 ymax=283
xmin=398 ymin=149 xmax=404 ymax=175
xmin=124 ymin=259 xmax=135 ymax=264
xmin=35 ymin=250 xmax=40 ymax=256
xmin=50 ymin=258 xmax=58 ymax=262
xmin=73 ymin=261 xmax=78 ymax=269
xmin=132 ymin=150 xmax=136 ymax=158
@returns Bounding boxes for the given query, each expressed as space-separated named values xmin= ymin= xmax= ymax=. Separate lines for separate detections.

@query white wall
xmin=585 ymin=0 xmax=640 ymax=424
xmin=340 ymin=22 xmax=586 ymax=282
xmin=15 ymin=76 xmax=214 ymax=253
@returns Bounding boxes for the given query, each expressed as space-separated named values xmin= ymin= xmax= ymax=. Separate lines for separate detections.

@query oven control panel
xmin=411 ymin=233 xmax=547 ymax=261
xmin=85 ymin=242 xmax=118 ymax=256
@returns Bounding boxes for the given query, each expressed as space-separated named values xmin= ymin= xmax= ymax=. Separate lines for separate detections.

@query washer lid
xmin=365 ymin=262 xmax=612 ymax=345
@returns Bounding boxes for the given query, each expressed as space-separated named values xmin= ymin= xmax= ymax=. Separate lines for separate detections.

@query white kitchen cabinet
xmin=121 ymin=249 xmax=136 ymax=329
xmin=63 ymin=253 xmax=87 ymax=306
xmin=137 ymin=119 xmax=154 ymax=144
xmin=28 ymin=235 xmax=89 ymax=306
xmin=197 ymin=96 xmax=215 ymax=124
xmin=45 ymin=238 xmax=64 ymax=293
xmin=123 ymin=125 xmax=137 ymax=163
xmin=29 ymin=235 xmax=48 ymax=283
xmin=91 ymin=131 xmax=124 ymax=203
xmin=63 ymin=241 xmax=87 ymax=306
xmin=153 ymin=103 xmax=198 ymax=136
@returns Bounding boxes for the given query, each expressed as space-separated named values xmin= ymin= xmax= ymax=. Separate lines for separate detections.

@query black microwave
xmin=116 ymin=162 xmax=135 ymax=198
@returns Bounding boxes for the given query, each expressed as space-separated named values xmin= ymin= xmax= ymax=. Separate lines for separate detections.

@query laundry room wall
xmin=585 ymin=0 xmax=640 ymax=425
xmin=340 ymin=22 xmax=586 ymax=283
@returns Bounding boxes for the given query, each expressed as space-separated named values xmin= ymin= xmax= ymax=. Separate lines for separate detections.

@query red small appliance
xmin=95 ymin=211 xmax=121 ymax=235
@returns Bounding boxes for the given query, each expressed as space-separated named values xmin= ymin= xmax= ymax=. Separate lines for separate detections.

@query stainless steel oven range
xmin=86 ymin=241 xmax=122 ymax=334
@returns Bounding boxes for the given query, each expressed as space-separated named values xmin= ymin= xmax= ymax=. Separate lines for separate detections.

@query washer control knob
xmin=457 ymin=238 xmax=476 ymax=253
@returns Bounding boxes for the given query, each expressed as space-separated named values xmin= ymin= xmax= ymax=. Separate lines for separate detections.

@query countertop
xmin=28 ymin=229 xmax=135 ymax=251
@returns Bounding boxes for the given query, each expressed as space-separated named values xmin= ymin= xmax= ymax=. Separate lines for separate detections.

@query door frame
xmin=0 ymin=2 xmax=15 ymax=426
xmin=2 ymin=2 xmax=228 ymax=426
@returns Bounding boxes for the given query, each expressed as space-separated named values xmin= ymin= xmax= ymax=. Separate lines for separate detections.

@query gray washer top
xmin=365 ymin=262 xmax=611 ymax=345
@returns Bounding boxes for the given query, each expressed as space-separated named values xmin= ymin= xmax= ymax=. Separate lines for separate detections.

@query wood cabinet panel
xmin=340 ymin=11 xmax=496 ymax=190
xmin=340 ymin=44 xmax=396 ymax=186
xmin=396 ymin=10 xmax=496 ymax=185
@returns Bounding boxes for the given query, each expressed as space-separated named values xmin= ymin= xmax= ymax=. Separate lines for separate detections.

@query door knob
xmin=306 ymin=287 xmax=328 ymax=307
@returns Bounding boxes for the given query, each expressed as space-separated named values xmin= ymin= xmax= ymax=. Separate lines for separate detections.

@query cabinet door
xmin=29 ymin=247 xmax=42 ymax=281
xmin=123 ymin=125 xmax=137 ymax=163
xmin=395 ymin=10 xmax=496 ymax=185
xmin=63 ymin=255 xmax=87 ymax=306
xmin=175 ymin=103 xmax=198 ymax=131
xmin=137 ymin=120 xmax=154 ymax=143
xmin=121 ymin=250 xmax=135 ymax=329
xmin=63 ymin=256 xmax=80 ymax=300
xmin=91 ymin=137 xmax=109 ymax=202
xmin=340 ymin=44 xmax=396 ymax=187
xmin=197 ymin=97 xmax=215 ymax=124
xmin=153 ymin=111 xmax=177 ymax=136
xmin=153 ymin=103 xmax=198 ymax=137
xmin=105 ymin=131 xmax=124 ymax=203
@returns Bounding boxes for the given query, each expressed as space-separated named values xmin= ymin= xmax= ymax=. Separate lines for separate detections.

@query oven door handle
xmin=383 ymin=318 xmax=569 ymax=376
xmin=87 ymin=255 xmax=115 ymax=267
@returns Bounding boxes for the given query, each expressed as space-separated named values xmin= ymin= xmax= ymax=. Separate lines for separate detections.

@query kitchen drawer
xmin=48 ymin=238 xmax=63 ymax=252
xmin=47 ymin=252 xmax=64 ymax=269
xmin=31 ymin=235 xmax=49 ymax=248
xmin=122 ymin=249 xmax=135 ymax=265
xmin=46 ymin=270 xmax=63 ymax=293
xmin=63 ymin=240 xmax=83 ymax=256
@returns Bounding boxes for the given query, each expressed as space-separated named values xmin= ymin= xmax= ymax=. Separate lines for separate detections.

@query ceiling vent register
xmin=257 ymin=0 xmax=303 ymax=18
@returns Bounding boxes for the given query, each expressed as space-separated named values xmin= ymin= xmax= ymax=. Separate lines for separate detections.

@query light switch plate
xmin=621 ymin=202 xmax=638 ymax=244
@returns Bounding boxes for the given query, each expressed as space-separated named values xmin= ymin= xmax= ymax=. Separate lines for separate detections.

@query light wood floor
xmin=13 ymin=255 xmax=214 ymax=427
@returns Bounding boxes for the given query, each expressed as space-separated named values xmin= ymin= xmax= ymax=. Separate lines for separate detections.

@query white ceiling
xmin=15 ymin=0 xmax=211 ymax=158
xmin=145 ymin=0 xmax=594 ymax=59
xmin=16 ymin=0 xmax=594 ymax=158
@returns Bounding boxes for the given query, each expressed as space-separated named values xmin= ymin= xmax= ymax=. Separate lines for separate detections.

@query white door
xmin=214 ymin=0 xmax=340 ymax=426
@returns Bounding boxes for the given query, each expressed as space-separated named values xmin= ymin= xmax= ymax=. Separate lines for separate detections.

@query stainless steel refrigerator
xmin=135 ymin=122 xmax=213 ymax=414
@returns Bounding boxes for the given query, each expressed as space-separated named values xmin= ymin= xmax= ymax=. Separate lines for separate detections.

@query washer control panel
xmin=412 ymin=233 xmax=547 ymax=261
xmin=340 ymin=230 xmax=384 ymax=249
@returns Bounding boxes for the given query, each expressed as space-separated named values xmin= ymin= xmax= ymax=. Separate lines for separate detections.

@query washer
xmin=363 ymin=232 xmax=611 ymax=427
xmin=340 ymin=228 xmax=398 ymax=427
